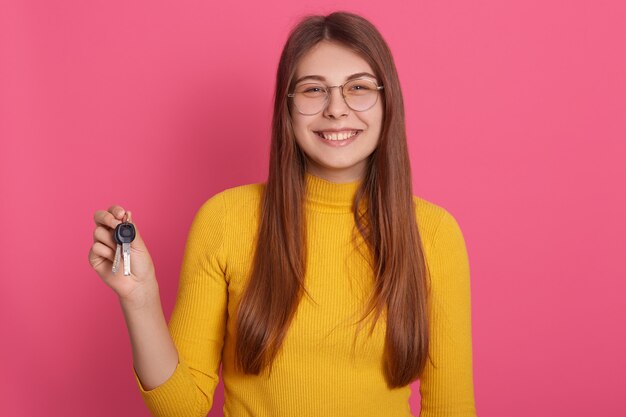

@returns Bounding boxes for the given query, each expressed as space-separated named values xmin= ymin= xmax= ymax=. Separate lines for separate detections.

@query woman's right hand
xmin=88 ymin=205 xmax=159 ymax=308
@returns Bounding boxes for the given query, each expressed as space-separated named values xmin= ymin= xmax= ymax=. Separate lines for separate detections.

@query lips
xmin=314 ymin=130 xmax=362 ymax=141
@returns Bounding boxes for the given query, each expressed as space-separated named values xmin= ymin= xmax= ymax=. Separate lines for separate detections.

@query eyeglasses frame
xmin=287 ymin=78 xmax=384 ymax=115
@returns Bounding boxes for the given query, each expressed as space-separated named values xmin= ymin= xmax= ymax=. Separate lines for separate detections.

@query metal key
xmin=112 ymin=213 xmax=136 ymax=276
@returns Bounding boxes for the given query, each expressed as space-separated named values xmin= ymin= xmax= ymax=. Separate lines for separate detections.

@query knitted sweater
xmin=133 ymin=172 xmax=477 ymax=417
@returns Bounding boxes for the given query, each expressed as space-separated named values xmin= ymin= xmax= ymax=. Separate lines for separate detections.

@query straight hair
xmin=235 ymin=11 xmax=431 ymax=388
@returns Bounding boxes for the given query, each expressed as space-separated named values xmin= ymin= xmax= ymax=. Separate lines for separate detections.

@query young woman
xmin=89 ymin=11 xmax=477 ymax=417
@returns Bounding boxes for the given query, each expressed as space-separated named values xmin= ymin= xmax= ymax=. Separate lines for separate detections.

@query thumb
xmin=126 ymin=211 xmax=148 ymax=251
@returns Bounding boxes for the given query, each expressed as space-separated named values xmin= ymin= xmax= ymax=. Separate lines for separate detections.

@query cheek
xmin=373 ymin=110 xmax=384 ymax=137
xmin=290 ymin=111 xmax=306 ymax=132
xmin=374 ymin=102 xmax=384 ymax=127
xmin=291 ymin=115 xmax=317 ymax=146
xmin=362 ymin=99 xmax=384 ymax=124
xmin=290 ymin=118 xmax=312 ymax=150
xmin=362 ymin=107 xmax=384 ymax=136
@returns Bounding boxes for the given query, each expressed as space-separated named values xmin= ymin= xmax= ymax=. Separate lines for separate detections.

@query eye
xmin=296 ymin=84 xmax=327 ymax=97
xmin=346 ymin=79 xmax=377 ymax=96
xmin=349 ymin=83 xmax=373 ymax=91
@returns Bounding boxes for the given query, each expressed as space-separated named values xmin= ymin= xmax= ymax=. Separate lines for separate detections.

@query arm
xmin=121 ymin=293 xmax=178 ymax=390
xmin=131 ymin=193 xmax=229 ymax=417
xmin=419 ymin=209 xmax=477 ymax=417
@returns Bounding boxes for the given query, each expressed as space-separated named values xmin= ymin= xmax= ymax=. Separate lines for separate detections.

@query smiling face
xmin=289 ymin=41 xmax=384 ymax=183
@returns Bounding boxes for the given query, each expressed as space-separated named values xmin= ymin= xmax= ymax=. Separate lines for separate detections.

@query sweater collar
xmin=304 ymin=172 xmax=362 ymax=213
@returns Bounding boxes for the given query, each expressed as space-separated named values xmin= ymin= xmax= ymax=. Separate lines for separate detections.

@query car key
xmin=112 ymin=213 xmax=136 ymax=276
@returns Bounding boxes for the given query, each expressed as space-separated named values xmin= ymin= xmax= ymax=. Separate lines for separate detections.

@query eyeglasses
xmin=287 ymin=78 xmax=384 ymax=116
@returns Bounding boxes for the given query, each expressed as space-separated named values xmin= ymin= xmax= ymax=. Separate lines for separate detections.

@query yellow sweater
xmin=133 ymin=172 xmax=477 ymax=417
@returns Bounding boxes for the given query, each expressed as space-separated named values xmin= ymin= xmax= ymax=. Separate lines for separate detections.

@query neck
xmin=304 ymin=164 xmax=366 ymax=184
xmin=304 ymin=171 xmax=363 ymax=213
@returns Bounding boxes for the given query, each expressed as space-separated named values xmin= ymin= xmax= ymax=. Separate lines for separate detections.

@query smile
xmin=314 ymin=130 xmax=361 ymax=141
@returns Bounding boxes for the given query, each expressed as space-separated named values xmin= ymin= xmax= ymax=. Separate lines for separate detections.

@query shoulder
xmin=185 ymin=181 xmax=265 ymax=254
xmin=216 ymin=181 xmax=265 ymax=209
xmin=412 ymin=195 xmax=467 ymax=254
xmin=188 ymin=181 xmax=265 ymax=243
xmin=196 ymin=181 xmax=265 ymax=218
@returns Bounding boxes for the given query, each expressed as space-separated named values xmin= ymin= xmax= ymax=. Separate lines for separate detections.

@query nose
xmin=323 ymin=86 xmax=349 ymax=118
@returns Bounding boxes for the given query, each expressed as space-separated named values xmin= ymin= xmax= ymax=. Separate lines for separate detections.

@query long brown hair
xmin=235 ymin=11 xmax=431 ymax=388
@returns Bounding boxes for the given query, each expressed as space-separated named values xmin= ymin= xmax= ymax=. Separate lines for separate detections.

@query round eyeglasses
xmin=287 ymin=78 xmax=384 ymax=116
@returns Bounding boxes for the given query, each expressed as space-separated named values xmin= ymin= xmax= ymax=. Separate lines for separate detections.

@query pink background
xmin=1 ymin=0 xmax=625 ymax=416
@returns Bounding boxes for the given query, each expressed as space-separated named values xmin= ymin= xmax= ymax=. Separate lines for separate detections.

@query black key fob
xmin=114 ymin=222 xmax=136 ymax=244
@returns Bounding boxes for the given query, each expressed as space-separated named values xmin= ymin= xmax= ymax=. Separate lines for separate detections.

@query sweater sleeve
xmin=419 ymin=209 xmax=477 ymax=417
xmin=132 ymin=192 xmax=228 ymax=417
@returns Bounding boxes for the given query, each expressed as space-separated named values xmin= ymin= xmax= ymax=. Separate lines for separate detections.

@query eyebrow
xmin=293 ymin=72 xmax=377 ymax=85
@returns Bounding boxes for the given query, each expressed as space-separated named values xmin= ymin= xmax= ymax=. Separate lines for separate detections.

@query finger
xmin=108 ymin=205 xmax=126 ymax=220
xmin=129 ymin=220 xmax=147 ymax=248
xmin=94 ymin=209 xmax=122 ymax=229
xmin=88 ymin=245 xmax=113 ymax=277
xmin=93 ymin=225 xmax=117 ymax=249
xmin=91 ymin=241 xmax=116 ymax=263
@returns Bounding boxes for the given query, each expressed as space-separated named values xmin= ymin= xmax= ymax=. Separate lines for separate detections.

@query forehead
xmin=294 ymin=41 xmax=375 ymax=83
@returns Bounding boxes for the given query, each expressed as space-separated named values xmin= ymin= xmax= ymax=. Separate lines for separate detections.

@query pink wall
xmin=1 ymin=1 xmax=625 ymax=416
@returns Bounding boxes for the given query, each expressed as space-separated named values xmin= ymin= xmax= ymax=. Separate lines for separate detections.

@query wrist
xmin=118 ymin=281 xmax=161 ymax=313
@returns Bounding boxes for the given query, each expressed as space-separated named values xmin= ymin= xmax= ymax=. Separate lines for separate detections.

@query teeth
xmin=317 ymin=131 xmax=359 ymax=141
